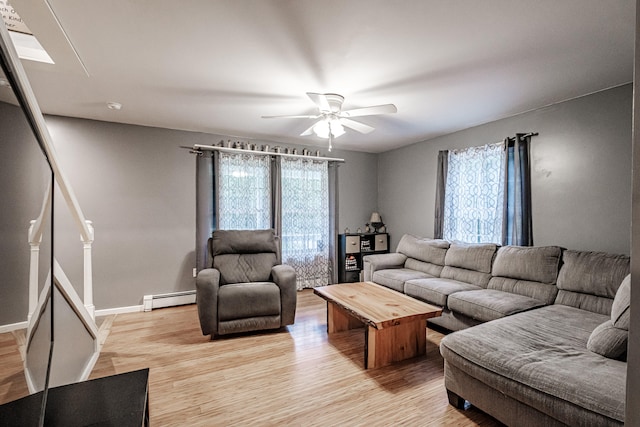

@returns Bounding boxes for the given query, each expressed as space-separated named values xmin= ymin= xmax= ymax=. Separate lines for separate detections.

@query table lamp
xmin=369 ymin=212 xmax=384 ymax=232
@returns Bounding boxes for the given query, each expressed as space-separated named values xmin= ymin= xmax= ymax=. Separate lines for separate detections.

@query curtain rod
xmin=187 ymin=144 xmax=345 ymax=163
xmin=507 ymin=132 xmax=538 ymax=141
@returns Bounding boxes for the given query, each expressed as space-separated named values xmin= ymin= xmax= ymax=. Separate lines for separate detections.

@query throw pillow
xmin=611 ymin=274 xmax=631 ymax=330
xmin=587 ymin=320 xmax=627 ymax=361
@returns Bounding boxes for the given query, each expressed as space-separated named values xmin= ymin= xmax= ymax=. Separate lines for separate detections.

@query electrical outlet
xmin=192 ymin=268 xmax=197 ymax=278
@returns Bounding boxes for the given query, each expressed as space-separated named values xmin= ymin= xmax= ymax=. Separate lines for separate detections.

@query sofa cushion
xmin=438 ymin=243 xmax=497 ymax=288
xmin=444 ymin=242 xmax=497 ymax=273
xmin=440 ymin=305 xmax=624 ymax=424
xmin=611 ymin=274 xmax=631 ymax=330
xmin=404 ymin=278 xmax=482 ymax=307
xmin=404 ymin=258 xmax=446 ymax=277
xmin=487 ymin=277 xmax=558 ymax=305
xmin=491 ymin=245 xmax=561 ymax=284
xmin=214 ymin=253 xmax=277 ymax=284
xmin=396 ymin=234 xmax=449 ymax=265
xmin=218 ymin=282 xmax=281 ymax=321
xmin=587 ymin=274 xmax=633 ymax=361
xmin=587 ymin=320 xmax=628 ymax=361
xmin=487 ymin=246 xmax=561 ymax=304
xmin=211 ymin=229 xmax=278 ymax=256
xmin=555 ymin=250 xmax=630 ymax=315
xmin=372 ymin=269 xmax=434 ymax=293
xmin=448 ymin=289 xmax=546 ymax=322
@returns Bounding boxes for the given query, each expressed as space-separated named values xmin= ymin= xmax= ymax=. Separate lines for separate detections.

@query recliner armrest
xmin=362 ymin=253 xmax=407 ymax=281
xmin=195 ymin=268 xmax=221 ymax=336
xmin=271 ymin=264 xmax=297 ymax=326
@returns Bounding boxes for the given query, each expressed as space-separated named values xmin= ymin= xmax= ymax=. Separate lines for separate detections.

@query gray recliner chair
xmin=196 ymin=229 xmax=297 ymax=338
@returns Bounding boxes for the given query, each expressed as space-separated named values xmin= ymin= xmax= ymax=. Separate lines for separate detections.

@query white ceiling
xmin=5 ymin=0 xmax=636 ymax=153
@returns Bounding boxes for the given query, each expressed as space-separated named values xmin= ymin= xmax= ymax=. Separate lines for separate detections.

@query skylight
xmin=0 ymin=0 xmax=54 ymax=64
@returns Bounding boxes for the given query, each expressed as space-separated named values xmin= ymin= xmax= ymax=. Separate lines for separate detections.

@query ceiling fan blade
xmin=340 ymin=118 xmax=375 ymax=134
xmin=300 ymin=122 xmax=318 ymax=136
xmin=306 ymin=92 xmax=331 ymax=112
xmin=341 ymin=103 xmax=397 ymax=118
xmin=261 ymin=114 xmax=320 ymax=119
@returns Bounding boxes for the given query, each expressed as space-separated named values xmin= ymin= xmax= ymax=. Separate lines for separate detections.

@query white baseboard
xmin=95 ymin=305 xmax=144 ymax=317
xmin=143 ymin=290 xmax=196 ymax=311
xmin=0 ymin=292 xmax=195 ymax=331
xmin=0 ymin=321 xmax=27 ymax=333
xmin=1 ymin=307 xmax=142 ymax=332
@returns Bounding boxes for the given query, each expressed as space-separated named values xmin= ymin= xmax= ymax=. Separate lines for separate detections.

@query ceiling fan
xmin=262 ymin=92 xmax=397 ymax=151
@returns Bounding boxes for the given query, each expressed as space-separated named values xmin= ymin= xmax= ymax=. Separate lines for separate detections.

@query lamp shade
xmin=330 ymin=120 xmax=345 ymax=137
xmin=369 ymin=212 xmax=382 ymax=224
xmin=313 ymin=119 xmax=345 ymax=139
xmin=313 ymin=120 xmax=330 ymax=138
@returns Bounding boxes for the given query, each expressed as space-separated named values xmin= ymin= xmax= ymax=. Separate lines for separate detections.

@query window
xmin=436 ymin=135 xmax=533 ymax=246
xmin=443 ymin=142 xmax=505 ymax=243
xmin=281 ymin=158 xmax=330 ymax=288
xmin=218 ymin=152 xmax=271 ymax=230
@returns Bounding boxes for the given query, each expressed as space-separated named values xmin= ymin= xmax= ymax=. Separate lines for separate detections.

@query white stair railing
xmin=27 ymin=212 xmax=96 ymax=321
xmin=27 ymin=179 xmax=51 ymax=323
xmin=82 ymin=220 xmax=95 ymax=318
xmin=0 ymin=15 xmax=99 ymax=389
xmin=0 ymin=20 xmax=95 ymax=320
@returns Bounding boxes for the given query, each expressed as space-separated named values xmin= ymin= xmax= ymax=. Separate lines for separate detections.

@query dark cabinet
xmin=338 ymin=233 xmax=389 ymax=283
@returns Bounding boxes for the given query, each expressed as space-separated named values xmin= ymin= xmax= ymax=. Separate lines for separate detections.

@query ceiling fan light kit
xmin=313 ymin=119 xmax=345 ymax=139
xmin=262 ymin=92 xmax=397 ymax=151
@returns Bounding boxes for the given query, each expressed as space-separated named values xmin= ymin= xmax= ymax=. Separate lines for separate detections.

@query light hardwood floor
xmin=3 ymin=290 xmax=502 ymax=426
xmin=0 ymin=331 xmax=29 ymax=405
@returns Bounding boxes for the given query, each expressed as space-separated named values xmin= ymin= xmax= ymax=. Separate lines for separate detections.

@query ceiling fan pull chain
xmin=328 ymin=128 xmax=333 ymax=152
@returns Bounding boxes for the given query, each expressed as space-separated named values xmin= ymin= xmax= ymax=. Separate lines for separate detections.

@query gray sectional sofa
xmin=363 ymin=234 xmax=630 ymax=426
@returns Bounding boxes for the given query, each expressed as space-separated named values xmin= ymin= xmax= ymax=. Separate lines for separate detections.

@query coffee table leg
xmin=365 ymin=319 xmax=426 ymax=369
xmin=326 ymin=301 xmax=363 ymax=333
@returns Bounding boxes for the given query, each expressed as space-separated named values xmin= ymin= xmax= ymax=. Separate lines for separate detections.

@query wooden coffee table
xmin=314 ymin=281 xmax=442 ymax=369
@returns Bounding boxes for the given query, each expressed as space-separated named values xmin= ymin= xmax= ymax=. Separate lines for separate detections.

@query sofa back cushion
xmin=440 ymin=242 xmax=497 ymax=287
xmin=214 ymin=253 xmax=278 ymax=285
xmin=555 ymin=250 xmax=630 ymax=315
xmin=586 ymin=274 xmax=632 ymax=361
xmin=487 ymin=245 xmax=562 ymax=304
xmin=612 ymin=274 xmax=631 ymax=330
xmin=211 ymin=229 xmax=279 ymax=256
xmin=397 ymin=234 xmax=449 ymax=276
xmin=211 ymin=229 xmax=279 ymax=285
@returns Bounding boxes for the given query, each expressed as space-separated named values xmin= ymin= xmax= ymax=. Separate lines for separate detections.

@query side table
xmin=0 ymin=368 xmax=149 ymax=426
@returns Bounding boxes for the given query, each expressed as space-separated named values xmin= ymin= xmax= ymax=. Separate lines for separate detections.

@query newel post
xmin=83 ymin=220 xmax=95 ymax=319
xmin=27 ymin=220 xmax=41 ymax=322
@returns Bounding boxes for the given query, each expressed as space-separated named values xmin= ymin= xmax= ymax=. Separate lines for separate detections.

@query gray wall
xmin=43 ymin=116 xmax=377 ymax=311
xmin=46 ymin=118 xmax=199 ymax=311
xmin=378 ymin=84 xmax=632 ymax=255
xmin=0 ymin=101 xmax=53 ymax=326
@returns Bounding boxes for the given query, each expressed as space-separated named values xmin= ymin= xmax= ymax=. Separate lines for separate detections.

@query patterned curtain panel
xmin=281 ymin=157 xmax=330 ymax=289
xmin=218 ymin=152 xmax=271 ymax=230
xmin=443 ymin=142 xmax=505 ymax=244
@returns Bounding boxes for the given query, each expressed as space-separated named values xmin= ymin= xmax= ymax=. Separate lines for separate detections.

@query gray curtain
xmin=502 ymin=134 xmax=533 ymax=246
xmin=272 ymin=156 xmax=282 ymax=256
xmin=195 ymin=152 xmax=214 ymax=271
xmin=328 ymin=162 xmax=340 ymax=284
xmin=433 ymin=150 xmax=448 ymax=239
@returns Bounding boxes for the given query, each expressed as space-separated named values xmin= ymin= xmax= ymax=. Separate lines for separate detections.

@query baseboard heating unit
xmin=143 ymin=290 xmax=196 ymax=311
